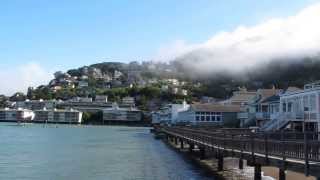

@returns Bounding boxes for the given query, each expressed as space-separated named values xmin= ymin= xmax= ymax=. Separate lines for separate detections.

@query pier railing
xmin=161 ymin=127 xmax=320 ymax=162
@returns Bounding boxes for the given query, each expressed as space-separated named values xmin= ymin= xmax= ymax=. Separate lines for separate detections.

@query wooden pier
xmin=158 ymin=126 xmax=320 ymax=180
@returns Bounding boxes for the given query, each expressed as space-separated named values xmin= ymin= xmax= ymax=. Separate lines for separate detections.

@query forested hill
xmin=4 ymin=57 xmax=320 ymax=108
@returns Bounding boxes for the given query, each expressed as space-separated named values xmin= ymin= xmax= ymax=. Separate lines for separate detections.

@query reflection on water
xmin=0 ymin=123 xmax=212 ymax=180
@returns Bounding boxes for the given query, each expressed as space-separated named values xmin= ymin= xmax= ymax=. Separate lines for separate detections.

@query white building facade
xmin=261 ymin=82 xmax=320 ymax=132
xmin=152 ymin=101 xmax=190 ymax=124
xmin=0 ymin=108 xmax=34 ymax=122
xmin=33 ymin=109 xmax=83 ymax=124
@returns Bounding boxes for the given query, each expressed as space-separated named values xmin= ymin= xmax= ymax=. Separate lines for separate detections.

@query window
xmin=275 ymin=105 xmax=279 ymax=112
xmin=201 ymin=116 xmax=205 ymax=121
xmin=206 ymin=116 xmax=210 ymax=121
xmin=288 ymin=102 xmax=292 ymax=112
xmin=303 ymin=96 xmax=309 ymax=111
xmin=282 ymin=103 xmax=286 ymax=112
xmin=216 ymin=116 xmax=221 ymax=122
xmin=196 ymin=116 xmax=200 ymax=121
xmin=310 ymin=94 xmax=316 ymax=111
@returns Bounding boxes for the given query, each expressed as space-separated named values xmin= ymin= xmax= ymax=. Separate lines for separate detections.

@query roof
xmin=103 ymin=107 xmax=141 ymax=112
xmin=285 ymin=86 xmax=302 ymax=93
xmin=220 ymin=90 xmax=256 ymax=106
xmin=191 ymin=104 xmax=241 ymax=113
xmin=256 ymin=88 xmax=281 ymax=102
xmin=261 ymin=95 xmax=280 ymax=103
xmin=228 ymin=93 xmax=256 ymax=102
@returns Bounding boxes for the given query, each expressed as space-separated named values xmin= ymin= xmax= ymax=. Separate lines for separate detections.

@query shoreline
xmin=0 ymin=121 xmax=152 ymax=127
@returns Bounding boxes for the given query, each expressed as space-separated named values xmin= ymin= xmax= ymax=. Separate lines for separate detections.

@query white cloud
xmin=154 ymin=2 xmax=320 ymax=73
xmin=153 ymin=40 xmax=201 ymax=62
xmin=0 ymin=62 xmax=53 ymax=96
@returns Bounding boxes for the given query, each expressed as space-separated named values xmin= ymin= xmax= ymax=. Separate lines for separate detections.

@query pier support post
xmin=254 ymin=164 xmax=262 ymax=180
xmin=239 ymin=158 xmax=244 ymax=170
xmin=215 ymin=149 xmax=219 ymax=159
xmin=200 ymin=147 xmax=206 ymax=160
xmin=279 ymin=168 xmax=286 ymax=180
xmin=218 ymin=155 xmax=224 ymax=171
xmin=180 ymin=139 xmax=184 ymax=149
xmin=174 ymin=137 xmax=178 ymax=145
xmin=189 ymin=143 xmax=194 ymax=153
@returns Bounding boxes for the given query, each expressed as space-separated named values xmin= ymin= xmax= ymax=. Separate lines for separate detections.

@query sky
xmin=0 ymin=0 xmax=319 ymax=95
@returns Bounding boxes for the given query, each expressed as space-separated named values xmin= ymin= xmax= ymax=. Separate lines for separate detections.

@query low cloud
xmin=0 ymin=62 xmax=53 ymax=96
xmin=155 ymin=2 xmax=320 ymax=74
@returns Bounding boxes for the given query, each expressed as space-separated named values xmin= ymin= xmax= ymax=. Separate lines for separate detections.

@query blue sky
xmin=0 ymin=0 xmax=319 ymax=95
xmin=0 ymin=0 xmax=318 ymax=69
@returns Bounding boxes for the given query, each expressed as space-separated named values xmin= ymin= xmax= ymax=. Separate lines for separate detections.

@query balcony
xmin=283 ymin=112 xmax=304 ymax=121
xmin=255 ymin=112 xmax=270 ymax=120
xmin=237 ymin=112 xmax=249 ymax=119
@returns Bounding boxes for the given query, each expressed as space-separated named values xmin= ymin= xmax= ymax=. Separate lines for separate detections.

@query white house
xmin=122 ymin=97 xmax=135 ymax=105
xmin=152 ymin=101 xmax=190 ymax=124
xmin=78 ymin=81 xmax=89 ymax=88
xmin=261 ymin=82 xmax=320 ymax=132
xmin=95 ymin=95 xmax=108 ymax=103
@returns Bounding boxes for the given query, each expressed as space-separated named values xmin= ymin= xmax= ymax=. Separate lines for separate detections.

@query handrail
xmin=161 ymin=127 xmax=320 ymax=162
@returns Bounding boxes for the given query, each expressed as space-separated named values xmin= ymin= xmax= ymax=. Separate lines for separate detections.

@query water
xmin=0 ymin=123 xmax=212 ymax=180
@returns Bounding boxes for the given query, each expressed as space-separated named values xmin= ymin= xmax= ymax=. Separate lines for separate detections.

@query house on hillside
xmin=95 ymin=95 xmax=108 ymax=103
xmin=15 ymin=99 xmax=56 ymax=110
xmin=78 ymin=81 xmax=89 ymax=88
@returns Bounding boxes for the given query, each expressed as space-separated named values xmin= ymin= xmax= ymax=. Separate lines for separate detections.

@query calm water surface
xmin=0 ymin=123 xmax=212 ymax=180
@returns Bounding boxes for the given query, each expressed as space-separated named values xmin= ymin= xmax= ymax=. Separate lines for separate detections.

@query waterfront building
xmin=261 ymin=82 xmax=320 ymax=132
xmin=177 ymin=104 xmax=241 ymax=126
xmin=103 ymin=103 xmax=141 ymax=123
xmin=200 ymin=96 xmax=221 ymax=104
xmin=33 ymin=109 xmax=83 ymax=124
xmin=151 ymin=101 xmax=190 ymax=124
xmin=0 ymin=108 xmax=34 ymax=122
xmin=58 ymin=99 xmax=134 ymax=113
xmin=220 ymin=87 xmax=256 ymax=106
xmin=255 ymin=95 xmax=280 ymax=127
xmin=237 ymin=87 xmax=281 ymax=127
